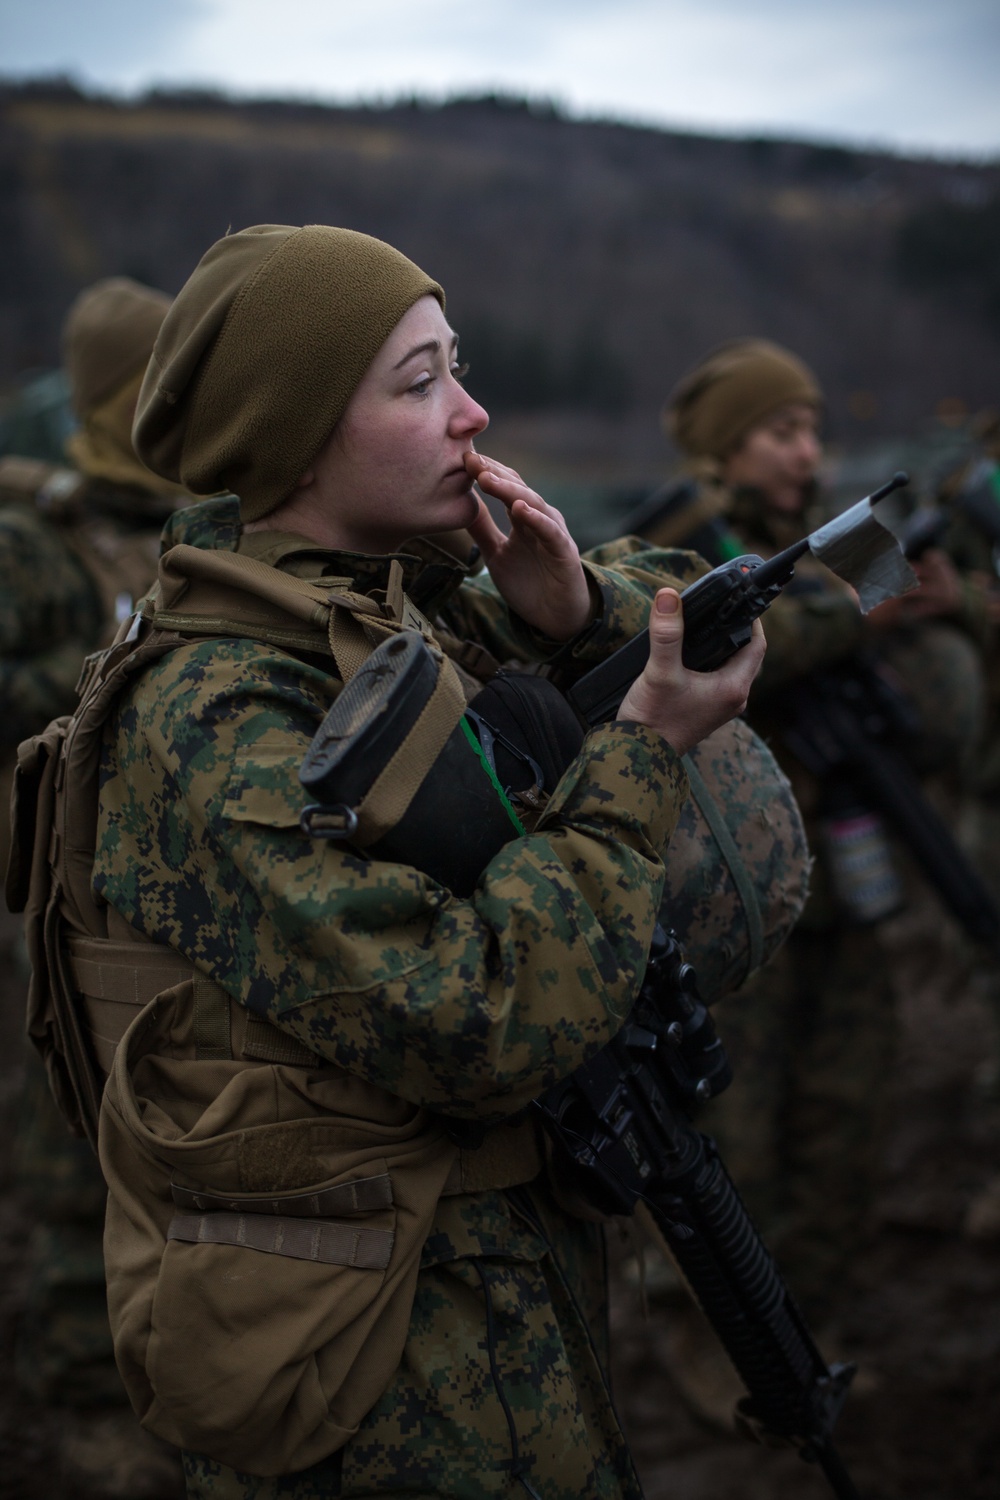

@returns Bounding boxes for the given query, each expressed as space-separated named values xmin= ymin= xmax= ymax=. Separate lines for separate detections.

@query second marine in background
xmin=625 ymin=339 xmax=985 ymax=1353
xmin=2 ymin=275 xmax=189 ymax=1499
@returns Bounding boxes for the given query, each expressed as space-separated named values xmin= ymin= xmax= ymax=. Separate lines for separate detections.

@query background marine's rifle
xmin=535 ymin=927 xmax=862 ymax=1499
xmin=778 ymin=657 xmax=1000 ymax=951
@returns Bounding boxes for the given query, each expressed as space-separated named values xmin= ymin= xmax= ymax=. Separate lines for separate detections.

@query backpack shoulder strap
xmin=149 ymin=543 xmax=440 ymax=684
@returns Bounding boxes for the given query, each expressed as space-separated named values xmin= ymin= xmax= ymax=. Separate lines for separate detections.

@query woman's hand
xmin=464 ymin=452 xmax=592 ymax=641
xmin=617 ymin=590 xmax=766 ymax=757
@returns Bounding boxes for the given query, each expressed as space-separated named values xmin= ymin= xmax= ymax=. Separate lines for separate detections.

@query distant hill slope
xmin=1 ymin=81 xmax=997 ymax=476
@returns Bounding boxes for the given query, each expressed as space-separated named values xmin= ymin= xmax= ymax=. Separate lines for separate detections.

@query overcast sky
xmin=1 ymin=0 xmax=998 ymax=158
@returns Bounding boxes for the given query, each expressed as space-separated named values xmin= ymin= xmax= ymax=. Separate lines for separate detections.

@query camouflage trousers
xmin=705 ymin=923 xmax=895 ymax=1319
xmin=182 ymin=1186 xmax=642 ymax=1500
xmin=12 ymin=1048 xmax=124 ymax=1407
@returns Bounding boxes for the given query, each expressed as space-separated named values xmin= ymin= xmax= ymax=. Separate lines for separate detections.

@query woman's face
xmin=722 ymin=401 xmax=821 ymax=514
xmin=295 ymin=295 xmax=489 ymax=553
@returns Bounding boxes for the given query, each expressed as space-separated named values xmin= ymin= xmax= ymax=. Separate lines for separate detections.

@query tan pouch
xmin=100 ymin=984 xmax=459 ymax=1475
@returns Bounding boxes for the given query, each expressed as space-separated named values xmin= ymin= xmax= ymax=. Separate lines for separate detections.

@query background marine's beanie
xmin=667 ymin=338 xmax=822 ymax=462
xmin=63 ymin=276 xmax=172 ymax=420
xmin=132 ymin=224 xmax=444 ymax=521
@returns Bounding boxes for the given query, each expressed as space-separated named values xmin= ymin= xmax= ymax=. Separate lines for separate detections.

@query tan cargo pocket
xmin=100 ymin=987 xmax=458 ymax=1476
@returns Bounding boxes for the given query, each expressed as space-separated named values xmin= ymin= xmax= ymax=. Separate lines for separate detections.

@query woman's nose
xmin=452 ymin=387 xmax=489 ymax=437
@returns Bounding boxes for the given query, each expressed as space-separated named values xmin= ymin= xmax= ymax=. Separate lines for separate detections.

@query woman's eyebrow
xmin=393 ymin=333 xmax=459 ymax=370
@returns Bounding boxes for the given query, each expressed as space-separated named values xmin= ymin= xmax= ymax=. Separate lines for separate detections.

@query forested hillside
xmin=1 ymin=80 xmax=997 ymax=490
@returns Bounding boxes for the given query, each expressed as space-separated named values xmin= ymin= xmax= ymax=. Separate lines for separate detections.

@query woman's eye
xmin=409 ymin=374 xmax=434 ymax=396
xmin=452 ymin=361 xmax=470 ymax=383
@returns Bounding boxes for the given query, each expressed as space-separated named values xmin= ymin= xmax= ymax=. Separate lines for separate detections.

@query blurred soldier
xmin=625 ymin=340 xmax=984 ymax=1344
xmin=0 ymin=277 xmax=188 ymax=814
xmin=936 ymin=414 xmax=1000 ymax=864
xmin=931 ymin=415 xmax=1000 ymax=1238
xmin=2 ymin=276 xmax=186 ymax=1498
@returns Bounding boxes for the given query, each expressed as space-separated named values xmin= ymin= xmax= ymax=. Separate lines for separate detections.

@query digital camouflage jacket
xmin=94 ymin=497 xmax=709 ymax=1500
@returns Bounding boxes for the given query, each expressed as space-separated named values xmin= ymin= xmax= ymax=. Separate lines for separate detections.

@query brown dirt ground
xmin=1 ymin=930 xmax=999 ymax=1499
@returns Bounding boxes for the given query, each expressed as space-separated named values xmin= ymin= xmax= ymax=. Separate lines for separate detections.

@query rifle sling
xmin=682 ymin=753 xmax=764 ymax=979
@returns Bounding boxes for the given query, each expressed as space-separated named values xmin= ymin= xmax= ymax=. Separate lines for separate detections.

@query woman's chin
xmin=436 ymin=490 xmax=481 ymax=531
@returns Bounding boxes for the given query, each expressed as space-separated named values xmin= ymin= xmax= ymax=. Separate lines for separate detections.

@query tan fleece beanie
xmin=132 ymin=224 xmax=444 ymax=522
xmin=63 ymin=276 xmax=172 ymax=420
xmin=667 ymin=338 xmax=821 ymax=461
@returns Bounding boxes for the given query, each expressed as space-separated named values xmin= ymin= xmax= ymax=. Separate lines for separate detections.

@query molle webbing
xmin=167 ymin=1211 xmax=394 ymax=1271
xmin=67 ymin=932 xmax=319 ymax=1070
xmin=166 ymin=1172 xmax=398 ymax=1271
xmin=170 ymin=1173 xmax=394 ymax=1218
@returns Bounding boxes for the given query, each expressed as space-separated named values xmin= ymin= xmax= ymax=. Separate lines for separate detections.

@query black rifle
xmin=536 ymin=926 xmax=861 ymax=1499
xmin=780 ymin=658 xmax=1000 ymax=953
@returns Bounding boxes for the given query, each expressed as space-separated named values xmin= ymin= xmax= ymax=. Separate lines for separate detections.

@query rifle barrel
xmin=813 ymin=1439 xmax=864 ymax=1500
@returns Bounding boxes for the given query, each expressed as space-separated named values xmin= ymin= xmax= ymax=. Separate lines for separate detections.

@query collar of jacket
xmin=157 ymin=493 xmax=477 ymax=618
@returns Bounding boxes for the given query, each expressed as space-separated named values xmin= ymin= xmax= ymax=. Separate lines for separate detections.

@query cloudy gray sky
xmin=1 ymin=0 xmax=997 ymax=157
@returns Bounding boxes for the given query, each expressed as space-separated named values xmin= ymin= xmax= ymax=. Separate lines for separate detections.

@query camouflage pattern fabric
xmin=181 ymin=1190 xmax=637 ymax=1500
xmin=93 ymin=498 xmax=705 ymax=1494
